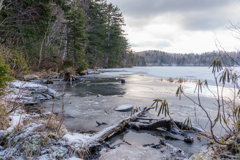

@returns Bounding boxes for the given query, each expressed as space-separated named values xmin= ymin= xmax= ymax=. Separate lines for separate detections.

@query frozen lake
xmin=99 ymin=66 xmax=240 ymax=85
xmin=41 ymin=66 xmax=240 ymax=159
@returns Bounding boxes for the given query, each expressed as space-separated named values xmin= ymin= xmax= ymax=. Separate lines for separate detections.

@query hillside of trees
xmin=135 ymin=50 xmax=240 ymax=66
xmin=0 ymin=0 xmax=145 ymax=79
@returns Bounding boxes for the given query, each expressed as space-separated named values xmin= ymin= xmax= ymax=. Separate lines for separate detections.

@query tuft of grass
xmin=0 ymin=102 xmax=10 ymax=130
xmin=66 ymin=67 xmax=76 ymax=76
xmin=168 ymin=77 xmax=174 ymax=83
xmin=177 ymin=77 xmax=187 ymax=83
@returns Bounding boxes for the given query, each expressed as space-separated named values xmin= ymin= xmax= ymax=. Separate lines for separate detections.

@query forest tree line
xmin=0 ymin=0 xmax=145 ymax=78
xmin=135 ymin=50 xmax=240 ymax=66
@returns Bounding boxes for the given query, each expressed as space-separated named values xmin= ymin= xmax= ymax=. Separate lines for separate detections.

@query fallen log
xmin=82 ymin=107 xmax=209 ymax=159
xmin=84 ymin=107 xmax=150 ymax=156
xmin=127 ymin=119 xmax=212 ymax=141
xmin=128 ymin=119 xmax=203 ymax=132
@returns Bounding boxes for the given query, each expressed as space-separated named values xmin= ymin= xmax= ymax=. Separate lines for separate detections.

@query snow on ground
xmin=68 ymin=157 xmax=83 ymax=160
xmin=0 ymin=81 xmax=89 ymax=159
xmin=11 ymin=80 xmax=47 ymax=89
xmin=0 ymin=105 xmax=89 ymax=159
xmin=7 ymin=114 xmax=22 ymax=132
xmin=11 ymin=80 xmax=56 ymax=95
xmin=63 ymin=133 xmax=91 ymax=144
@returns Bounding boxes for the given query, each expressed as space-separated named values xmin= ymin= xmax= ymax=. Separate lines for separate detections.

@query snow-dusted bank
xmin=0 ymin=81 xmax=90 ymax=159
xmin=0 ymin=80 xmax=193 ymax=160
xmin=4 ymin=81 xmax=60 ymax=105
xmin=0 ymin=108 xmax=87 ymax=159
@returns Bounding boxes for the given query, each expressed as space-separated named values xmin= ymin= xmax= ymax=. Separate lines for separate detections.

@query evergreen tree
xmin=104 ymin=3 xmax=126 ymax=67
xmin=65 ymin=0 xmax=88 ymax=71
xmin=85 ymin=0 xmax=108 ymax=68
xmin=85 ymin=0 xmax=129 ymax=68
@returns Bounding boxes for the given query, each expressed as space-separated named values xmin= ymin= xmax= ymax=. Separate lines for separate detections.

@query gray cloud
xmin=181 ymin=12 xmax=228 ymax=31
xmin=108 ymin=0 xmax=240 ymax=30
xmin=107 ymin=0 xmax=240 ymax=52
xmin=109 ymin=0 xmax=231 ymax=17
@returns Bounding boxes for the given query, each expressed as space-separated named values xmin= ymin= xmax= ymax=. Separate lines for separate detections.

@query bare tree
xmin=0 ymin=0 xmax=4 ymax=11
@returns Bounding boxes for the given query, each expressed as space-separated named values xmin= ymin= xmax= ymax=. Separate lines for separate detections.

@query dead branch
xmin=84 ymin=107 xmax=149 ymax=154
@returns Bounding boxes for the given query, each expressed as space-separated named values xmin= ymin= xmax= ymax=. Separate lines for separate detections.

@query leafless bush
xmin=168 ymin=77 xmax=174 ymax=82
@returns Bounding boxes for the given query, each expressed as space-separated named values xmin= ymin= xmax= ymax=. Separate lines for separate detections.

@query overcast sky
xmin=107 ymin=0 xmax=240 ymax=53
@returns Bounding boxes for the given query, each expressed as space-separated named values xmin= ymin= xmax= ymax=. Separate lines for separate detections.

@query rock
xmin=121 ymin=79 xmax=126 ymax=83
xmin=184 ymin=137 xmax=194 ymax=143
xmin=65 ymin=114 xmax=75 ymax=119
xmin=71 ymin=75 xmax=78 ymax=81
xmin=80 ymin=70 xmax=87 ymax=75
xmin=59 ymin=72 xmax=64 ymax=78
xmin=63 ymin=71 xmax=79 ymax=81
xmin=64 ymin=72 xmax=71 ymax=81
xmin=24 ymin=74 xmax=39 ymax=81
xmin=44 ymin=80 xmax=54 ymax=84
xmin=96 ymin=121 xmax=108 ymax=126
xmin=115 ymin=104 xmax=133 ymax=111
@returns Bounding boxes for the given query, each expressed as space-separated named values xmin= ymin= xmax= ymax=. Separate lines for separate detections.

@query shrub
xmin=177 ymin=77 xmax=186 ymax=83
xmin=153 ymin=57 xmax=240 ymax=158
xmin=0 ymin=57 xmax=14 ymax=95
xmin=0 ymin=102 xmax=9 ymax=130
xmin=0 ymin=48 xmax=28 ymax=79
xmin=168 ymin=77 xmax=174 ymax=82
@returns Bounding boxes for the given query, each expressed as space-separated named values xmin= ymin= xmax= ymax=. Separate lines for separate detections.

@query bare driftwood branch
xmin=128 ymin=119 xmax=202 ymax=132
xmin=84 ymin=107 xmax=150 ymax=154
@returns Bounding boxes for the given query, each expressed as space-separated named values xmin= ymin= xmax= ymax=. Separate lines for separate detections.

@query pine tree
xmin=85 ymin=0 xmax=128 ymax=68
xmin=85 ymin=0 xmax=108 ymax=68
xmin=0 ymin=48 xmax=14 ymax=95
xmin=65 ymin=0 xmax=88 ymax=71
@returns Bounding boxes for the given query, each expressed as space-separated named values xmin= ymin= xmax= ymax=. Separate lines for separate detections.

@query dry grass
xmin=22 ymin=112 xmax=68 ymax=135
xmin=0 ymin=103 xmax=9 ymax=130
xmin=67 ymin=67 xmax=76 ymax=75
xmin=35 ymin=70 xmax=59 ymax=79
xmin=177 ymin=77 xmax=187 ymax=83
xmin=168 ymin=77 xmax=174 ymax=83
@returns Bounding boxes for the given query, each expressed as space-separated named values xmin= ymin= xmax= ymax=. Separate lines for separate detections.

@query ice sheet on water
xmin=183 ymin=82 xmax=234 ymax=98
xmin=115 ymin=104 xmax=133 ymax=111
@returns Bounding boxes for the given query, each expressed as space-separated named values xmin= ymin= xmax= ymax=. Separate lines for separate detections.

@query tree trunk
xmin=0 ymin=0 xmax=4 ymax=11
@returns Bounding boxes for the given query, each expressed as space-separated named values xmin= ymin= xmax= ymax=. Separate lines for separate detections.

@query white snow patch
xmin=48 ymin=88 xmax=56 ymax=95
xmin=11 ymin=80 xmax=47 ymax=89
xmin=68 ymin=157 xmax=83 ymax=160
xmin=7 ymin=115 xmax=22 ymax=132
xmin=25 ymin=123 xmax=42 ymax=133
xmin=63 ymin=133 xmax=91 ymax=144
xmin=37 ymin=154 xmax=50 ymax=160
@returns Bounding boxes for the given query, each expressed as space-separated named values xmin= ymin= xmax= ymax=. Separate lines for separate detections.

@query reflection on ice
xmin=183 ymin=82 xmax=237 ymax=100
